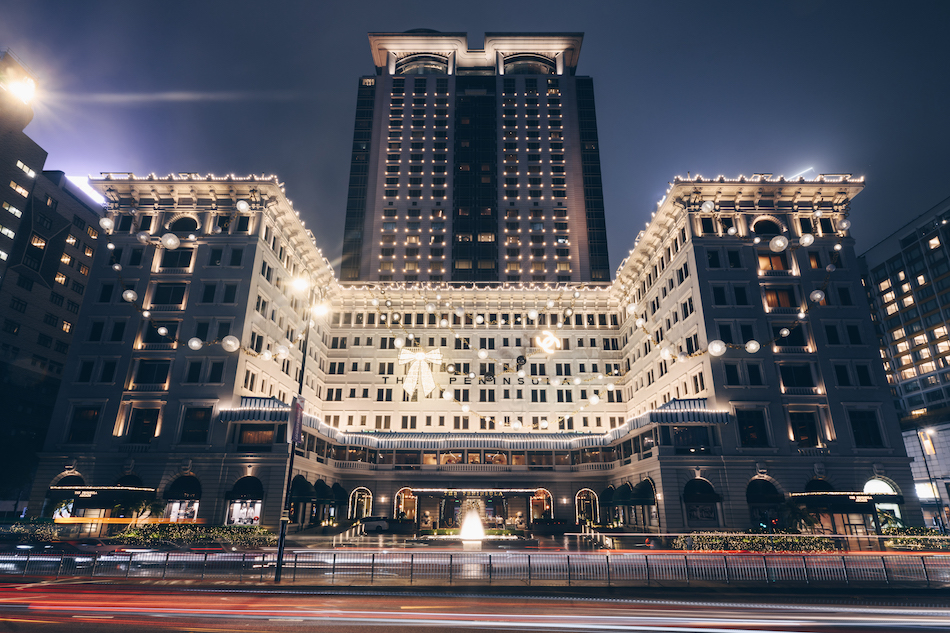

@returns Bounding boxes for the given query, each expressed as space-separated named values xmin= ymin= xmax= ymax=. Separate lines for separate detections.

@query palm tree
xmin=778 ymin=500 xmax=820 ymax=532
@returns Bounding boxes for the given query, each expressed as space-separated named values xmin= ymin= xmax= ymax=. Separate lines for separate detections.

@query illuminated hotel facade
xmin=29 ymin=169 xmax=923 ymax=533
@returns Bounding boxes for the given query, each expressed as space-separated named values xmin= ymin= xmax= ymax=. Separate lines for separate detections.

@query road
xmin=1 ymin=580 xmax=949 ymax=632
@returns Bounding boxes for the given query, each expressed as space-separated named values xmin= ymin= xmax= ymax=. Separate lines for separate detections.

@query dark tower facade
xmin=340 ymin=31 xmax=610 ymax=284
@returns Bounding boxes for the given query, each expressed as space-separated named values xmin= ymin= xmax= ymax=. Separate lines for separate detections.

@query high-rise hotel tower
xmin=340 ymin=31 xmax=610 ymax=284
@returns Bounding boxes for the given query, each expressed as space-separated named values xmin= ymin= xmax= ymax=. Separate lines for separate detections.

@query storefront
xmin=226 ymin=476 xmax=264 ymax=525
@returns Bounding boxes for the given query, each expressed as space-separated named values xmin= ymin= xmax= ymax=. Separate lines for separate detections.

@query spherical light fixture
xmin=834 ymin=243 xmax=843 ymax=251
xmin=425 ymin=303 xmax=436 ymax=313
xmin=660 ymin=346 xmax=673 ymax=360
xmin=477 ymin=348 xmax=488 ymax=359
xmin=122 ymin=289 xmax=138 ymax=302
xmin=779 ymin=328 xmax=791 ymax=338
xmin=512 ymin=419 xmax=522 ymax=429
xmin=839 ymin=219 xmax=852 ymax=230
xmin=635 ymin=318 xmax=645 ymax=328
xmin=573 ymin=290 xmax=580 ymax=299
xmin=98 ymin=217 xmax=114 ymax=231
xmin=753 ymin=236 xmax=762 ymax=244
xmin=527 ymin=309 xmax=539 ymax=320
xmin=461 ymin=404 xmax=470 ymax=413
xmin=799 ymin=233 xmax=815 ymax=247
xmin=236 ymin=199 xmax=251 ymax=213
xmin=261 ymin=350 xmax=273 ymax=361
xmin=573 ymin=377 xmax=582 ymax=385
xmin=187 ymin=337 xmax=203 ymax=351
xmin=156 ymin=326 xmax=168 ymax=337
xmin=813 ymin=210 xmax=823 ymax=218
xmin=106 ymin=242 xmax=116 ymax=250
xmin=393 ymin=337 xmax=405 ymax=349
xmin=141 ymin=310 xmax=151 ymax=318
xmin=745 ymin=340 xmax=761 ymax=353
xmin=468 ymin=372 xmax=476 ymax=379
xmin=769 ymin=235 xmax=789 ymax=252
xmin=517 ymin=369 xmax=526 ymax=378
xmin=136 ymin=232 xmax=150 ymax=244
xmin=212 ymin=225 xmax=223 ymax=234
xmin=442 ymin=390 xmax=453 ymax=400
xmin=825 ymin=264 xmax=836 ymax=273
xmin=676 ymin=353 xmax=687 ymax=363
xmin=447 ymin=364 xmax=455 ymax=373
xmin=539 ymin=419 xmax=549 ymax=429
xmin=726 ymin=226 xmax=737 ymax=236
xmin=221 ymin=335 xmax=241 ymax=352
xmin=797 ymin=311 xmax=807 ymax=319
xmin=371 ymin=298 xmax=379 ymax=306
xmin=475 ymin=315 xmax=484 ymax=324
xmin=606 ymin=383 xmax=615 ymax=391
xmin=161 ymin=233 xmax=181 ymax=250
xmin=439 ymin=318 xmax=448 ymax=327
xmin=551 ymin=377 xmax=562 ymax=386
xmin=589 ymin=394 xmax=601 ymax=406
xmin=626 ymin=303 xmax=638 ymax=314
xmin=546 ymin=300 xmax=555 ymax=308
xmin=700 ymin=200 xmax=715 ymax=213
xmin=809 ymin=289 xmax=826 ymax=303
xmin=112 ymin=263 xmax=122 ymax=271
xmin=708 ymin=340 xmax=727 ymax=356
xmin=564 ymin=308 xmax=573 ymax=316
xmin=276 ymin=345 xmax=289 ymax=359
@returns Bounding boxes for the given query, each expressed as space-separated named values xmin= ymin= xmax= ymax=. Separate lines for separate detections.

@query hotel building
xmin=29 ymin=168 xmax=923 ymax=534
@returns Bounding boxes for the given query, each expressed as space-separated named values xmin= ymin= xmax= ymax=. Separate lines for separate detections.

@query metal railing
xmin=1 ymin=551 xmax=948 ymax=587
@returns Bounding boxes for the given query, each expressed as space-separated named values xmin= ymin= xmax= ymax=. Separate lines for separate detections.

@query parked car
xmin=359 ymin=516 xmax=390 ymax=532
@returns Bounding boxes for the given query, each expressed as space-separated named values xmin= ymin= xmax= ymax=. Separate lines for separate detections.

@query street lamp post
xmin=916 ymin=428 xmax=944 ymax=534
xmin=275 ymin=280 xmax=318 ymax=583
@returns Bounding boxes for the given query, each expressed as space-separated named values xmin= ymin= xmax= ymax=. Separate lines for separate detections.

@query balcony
xmin=782 ymin=387 xmax=823 ymax=396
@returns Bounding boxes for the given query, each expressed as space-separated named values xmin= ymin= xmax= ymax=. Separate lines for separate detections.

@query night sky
xmin=3 ymin=0 xmax=949 ymax=274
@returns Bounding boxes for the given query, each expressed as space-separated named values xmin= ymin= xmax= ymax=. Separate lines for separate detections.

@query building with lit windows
xmin=0 ymin=50 xmax=103 ymax=515
xmin=29 ymin=168 xmax=923 ymax=535
xmin=340 ymin=31 xmax=610 ymax=284
xmin=860 ymin=194 xmax=950 ymax=531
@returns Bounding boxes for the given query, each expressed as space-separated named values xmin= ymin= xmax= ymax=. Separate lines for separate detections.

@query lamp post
xmin=275 ymin=278 xmax=320 ymax=583
xmin=916 ymin=427 xmax=944 ymax=534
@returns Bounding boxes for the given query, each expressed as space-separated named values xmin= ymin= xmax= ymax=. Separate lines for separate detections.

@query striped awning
xmin=218 ymin=397 xmax=730 ymax=449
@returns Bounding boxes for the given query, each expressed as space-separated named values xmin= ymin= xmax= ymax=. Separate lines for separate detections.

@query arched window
xmin=575 ymin=488 xmax=599 ymax=524
xmin=348 ymin=487 xmax=373 ymax=519
xmin=683 ymin=479 xmax=721 ymax=526
xmin=753 ymin=219 xmax=782 ymax=235
xmin=169 ymin=216 xmax=199 ymax=232
xmin=226 ymin=476 xmax=263 ymax=526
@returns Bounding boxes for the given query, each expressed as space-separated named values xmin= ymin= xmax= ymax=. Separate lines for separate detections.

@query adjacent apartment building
xmin=861 ymin=194 xmax=950 ymax=530
xmin=0 ymin=50 xmax=102 ymax=515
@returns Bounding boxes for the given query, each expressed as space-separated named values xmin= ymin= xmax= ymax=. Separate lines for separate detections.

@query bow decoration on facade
xmin=398 ymin=348 xmax=443 ymax=397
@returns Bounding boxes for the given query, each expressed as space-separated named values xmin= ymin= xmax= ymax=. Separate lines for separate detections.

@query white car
xmin=360 ymin=516 xmax=390 ymax=532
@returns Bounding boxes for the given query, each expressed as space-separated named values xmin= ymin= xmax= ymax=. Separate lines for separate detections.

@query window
xmin=789 ymin=411 xmax=820 ymax=447
xmin=180 ymin=407 xmax=213 ymax=444
xmin=66 ymin=406 xmax=101 ymax=443
xmin=765 ymin=287 xmax=796 ymax=308
xmin=127 ymin=408 xmax=159 ymax=443
xmin=779 ymin=364 xmax=815 ymax=388
xmin=736 ymin=409 xmax=769 ymax=447
xmin=9 ymin=297 xmax=26 ymax=313
xmin=135 ymin=360 xmax=171 ymax=385
xmin=160 ymin=248 xmax=193 ymax=268
xmin=848 ymin=410 xmax=884 ymax=448
xmin=153 ymin=283 xmax=186 ymax=306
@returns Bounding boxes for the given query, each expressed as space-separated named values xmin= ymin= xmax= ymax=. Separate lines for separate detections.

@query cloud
xmin=47 ymin=90 xmax=308 ymax=104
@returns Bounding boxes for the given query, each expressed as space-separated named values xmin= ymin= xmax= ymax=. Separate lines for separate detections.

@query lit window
xmin=16 ymin=160 xmax=35 ymax=178
xmin=0 ymin=224 xmax=13 ymax=239
xmin=930 ymin=237 xmax=940 ymax=249
xmin=62 ymin=321 xmax=72 ymax=333
xmin=9 ymin=181 xmax=28 ymax=197
xmin=65 ymin=234 xmax=77 ymax=245
xmin=30 ymin=234 xmax=46 ymax=249
xmin=2 ymin=202 xmax=22 ymax=218
xmin=61 ymin=253 xmax=72 ymax=265
xmin=54 ymin=273 xmax=67 ymax=285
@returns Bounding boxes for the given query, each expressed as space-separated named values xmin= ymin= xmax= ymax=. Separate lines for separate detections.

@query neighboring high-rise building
xmin=30 ymin=170 xmax=924 ymax=535
xmin=340 ymin=31 xmax=610 ymax=284
xmin=860 ymin=194 xmax=950 ymax=530
xmin=0 ymin=50 xmax=102 ymax=515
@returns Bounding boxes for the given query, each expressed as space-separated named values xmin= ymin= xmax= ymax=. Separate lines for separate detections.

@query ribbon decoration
xmin=398 ymin=348 xmax=443 ymax=398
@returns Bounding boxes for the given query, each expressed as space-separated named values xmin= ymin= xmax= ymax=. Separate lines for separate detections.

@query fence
xmin=1 ymin=551 xmax=949 ymax=587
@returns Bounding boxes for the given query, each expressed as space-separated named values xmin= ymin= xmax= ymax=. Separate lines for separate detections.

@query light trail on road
xmin=1 ymin=581 xmax=949 ymax=632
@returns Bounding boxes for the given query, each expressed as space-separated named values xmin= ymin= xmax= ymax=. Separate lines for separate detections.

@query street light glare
xmin=291 ymin=277 xmax=310 ymax=292
xmin=312 ymin=303 xmax=329 ymax=317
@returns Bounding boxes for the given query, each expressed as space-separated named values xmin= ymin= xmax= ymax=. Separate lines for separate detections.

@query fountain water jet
xmin=460 ymin=507 xmax=485 ymax=541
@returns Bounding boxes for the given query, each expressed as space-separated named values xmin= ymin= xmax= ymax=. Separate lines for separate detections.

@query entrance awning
xmin=164 ymin=475 xmax=201 ymax=500
xmin=789 ymin=492 xmax=904 ymax=512
xmin=47 ymin=485 xmax=156 ymax=508
xmin=290 ymin=475 xmax=317 ymax=502
xmin=226 ymin=477 xmax=264 ymax=501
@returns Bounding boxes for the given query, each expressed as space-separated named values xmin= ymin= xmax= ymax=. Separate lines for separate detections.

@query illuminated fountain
xmin=460 ymin=504 xmax=485 ymax=550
